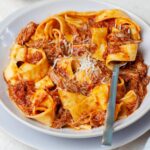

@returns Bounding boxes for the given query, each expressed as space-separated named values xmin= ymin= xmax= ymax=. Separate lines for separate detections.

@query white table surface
xmin=0 ymin=0 xmax=150 ymax=149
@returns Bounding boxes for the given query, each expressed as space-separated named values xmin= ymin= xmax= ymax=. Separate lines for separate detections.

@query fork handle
xmin=102 ymin=64 xmax=119 ymax=146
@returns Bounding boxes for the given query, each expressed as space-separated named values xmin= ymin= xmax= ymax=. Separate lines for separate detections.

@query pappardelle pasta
xmin=4 ymin=9 xmax=149 ymax=129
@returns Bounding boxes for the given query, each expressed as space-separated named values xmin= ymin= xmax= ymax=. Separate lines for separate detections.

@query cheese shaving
xmin=79 ymin=55 xmax=95 ymax=72
xmin=52 ymin=58 xmax=60 ymax=68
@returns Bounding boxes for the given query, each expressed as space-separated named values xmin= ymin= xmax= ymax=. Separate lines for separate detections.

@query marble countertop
xmin=0 ymin=0 xmax=150 ymax=149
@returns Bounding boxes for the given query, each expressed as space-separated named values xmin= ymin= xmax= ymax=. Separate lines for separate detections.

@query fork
xmin=102 ymin=63 xmax=126 ymax=146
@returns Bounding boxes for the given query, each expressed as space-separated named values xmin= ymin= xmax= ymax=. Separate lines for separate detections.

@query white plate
xmin=0 ymin=104 xmax=150 ymax=150
xmin=0 ymin=0 xmax=150 ymax=138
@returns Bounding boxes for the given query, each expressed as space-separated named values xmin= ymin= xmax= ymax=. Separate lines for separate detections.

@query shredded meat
xmin=90 ymin=43 xmax=97 ymax=53
xmin=103 ymin=24 xmax=133 ymax=59
xmin=77 ymin=24 xmax=91 ymax=44
xmin=142 ymin=76 xmax=150 ymax=86
xmin=8 ymin=81 xmax=35 ymax=115
xmin=47 ymin=87 xmax=72 ymax=129
xmin=49 ymin=70 xmax=96 ymax=95
xmin=120 ymin=70 xmax=139 ymax=82
xmin=119 ymin=53 xmax=150 ymax=101
xmin=49 ymin=89 xmax=61 ymax=106
xmin=16 ymin=22 xmax=38 ymax=45
xmin=76 ymin=82 xmax=95 ymax=95
xmin=55 ymin=66 xmax=70 ymax=79
xmin=49 ymin=69 xmax=62 ymax=86
xmin=90 ymin=111 xmax=106 ymax=127
xmin=72 ymin=44 xmax=96 ymax=57
xmin=69 ymin=24 xmax=91 ymax=44
xmin=49 ymin=59 xmax=110 ymax=96
xmin=27 ymin=38 xmax=64 ymax=65
xmin=135 ymin=61 xmax=148 ymax=77
xmin=47 ymin=88 xmax=62 ymax=115
xmin=52 ymin=108 xmax=72 ymax=128
xmin=72 ymin=45 xmax=89 ymax=56
xmin=90 ymin=69 xmax=102 ymax=84
xmin=103 ymin=44 xmax=120 ymax=59
xmin=62 ymin=78 xmax=78 ymax=93
xmin=26 ymin=38 xmax=53 ymax=49
xmin=137 ymin=77 xmax=150 ymax=100
xmin=69 ymin=24 xmax=79 ymax=35
xmin=96 ymin=61 xmax=112 ymax=76
xmin=44 ymin=47 xmax=63 ymax=65
xmin=89 ymin=18 xmax=115 ymax=32
xmin=26 ymin=51 xmax=42 ymax=64
xmin=107 ymin=31 xmax=131 ymax=43
xmin=60 ymin=39 xmax=70 ymax=56
xmin=107 ymin=24 xmax=131 ymax=42
xmin=60 ymin=79 xmax=95 ymax=96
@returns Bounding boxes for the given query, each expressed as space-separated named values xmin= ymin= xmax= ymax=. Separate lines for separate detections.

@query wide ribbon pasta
xmin=4 ymin=44 xmax=49 ymax=83
xmin=27 ymin=89 xmax=55 ymax=126
xmin=4 ymin=9 xmax=147 ymax=129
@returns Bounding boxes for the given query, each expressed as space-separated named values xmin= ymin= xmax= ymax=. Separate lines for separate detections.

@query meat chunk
xmin=8 ymin=81 xmax=35 ymax=114
xmin=48 ymin=88 xmax=62 ymax=109
xmin=107 ymin=31 xmax=131 ymax=44
xmin=89 ymin=18 xmax=115 ymax=32
xmin=69 ymin=24 xmax=91 ymax=44
xmin=52 ymin=109 xmax=72 ymax=128
xmin=27 ymin=38 xmax=64 ymax=65
xmin=11 ymin=81 xmax=26 ymax=101
xmin=49 ymin=59 xmax=109 ymax=96
xmin=120 ymin=69 xmax=139 ymax=82
xmin=16 ymin=22 xmax=38 ymax=45
xmin=119 ymin=53 xmax=149 ymax=102
xmin=49 ymin=69 xmax=62 ymax=86
xmin=142 ymin=76 xmax=150 ymax=86
xmin=135 ymin=61 xmax=147 ymax=77
xmin=107 ymin=24 xmax=131 ymax=43
xmin=90 ymin=111 xmax=105 ymax=127
xmin=62 ymin=79 xmax=79 ymax=93
xmin=27 ymin=38 xmax=53 ymax=49
xmin=69 ymin=24 xmax=79 ymax=35
xmin=63 ymin=79 xmax=96 ymax=95
xmin=49 ymin=69 xmax=95 ymax=95
xmin=96 ymin=61 xmax=112 ymax=76
xmin=44 ymin=47 xmax=63 ymax=65
xmin=72 ymin=45 xmax=89 ymax=56
xmin=103 ymin=44 xmax=120 ymax=59
xmin=90 ymin=43 xmax=97 ymax=53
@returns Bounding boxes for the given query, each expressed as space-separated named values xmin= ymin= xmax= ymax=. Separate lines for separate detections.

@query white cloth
xmin=0 ymin=0 xmax=150 ymax=149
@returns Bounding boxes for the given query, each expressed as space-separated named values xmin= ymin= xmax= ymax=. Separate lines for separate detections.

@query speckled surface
xmin=0 ymin=0 xmax=150 ymax=150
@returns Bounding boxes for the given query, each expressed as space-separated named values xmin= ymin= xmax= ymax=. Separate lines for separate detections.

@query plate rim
xmin=0 ymin=104 xmax=150 ymax=150
xmin=0 ymin=0 xmax=150 ymax=138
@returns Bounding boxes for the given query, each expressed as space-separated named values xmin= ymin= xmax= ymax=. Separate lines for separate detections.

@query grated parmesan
xmin=78 ymin=55 xmax=96 ymax=72
xmin=52 ymin=58 xmax=60 ymax=68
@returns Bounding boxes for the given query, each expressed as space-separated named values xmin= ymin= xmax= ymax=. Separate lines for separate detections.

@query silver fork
xmin=102 ymin=63 xmax=127 ymax=146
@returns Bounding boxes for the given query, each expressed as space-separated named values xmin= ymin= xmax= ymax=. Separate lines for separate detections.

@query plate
xmin=0 ymin=104 xmax=150 ymax=150
xmin=0 ymin=0 xmax=150 ymax=138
